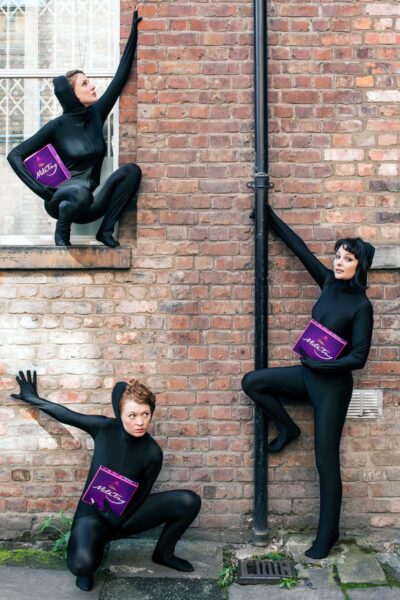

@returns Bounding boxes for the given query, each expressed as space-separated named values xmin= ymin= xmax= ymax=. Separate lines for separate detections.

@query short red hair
xmin=119 ymin=379 xmax=156 ymax=415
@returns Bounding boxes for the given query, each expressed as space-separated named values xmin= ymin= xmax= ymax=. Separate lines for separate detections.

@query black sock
xmin=268 ymin=422 xmax=301 ymax=452
xmin=96 ymin=232 xmax=120 ymax=248
xmin=152 ymin=552 xmax=194 ymax=572
xmin=305 ymin=531 xmax=339 ymax=559
xmin=76 ymin=575 xmax=94 ymax=591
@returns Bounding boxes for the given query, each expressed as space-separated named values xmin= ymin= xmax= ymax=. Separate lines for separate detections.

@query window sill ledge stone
xmin=0 ymin=246 xmax=131 ymax=270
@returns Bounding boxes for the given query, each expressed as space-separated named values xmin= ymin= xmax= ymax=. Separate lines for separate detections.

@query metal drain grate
xmin=238 ymin=559 xmax=296 ymax=585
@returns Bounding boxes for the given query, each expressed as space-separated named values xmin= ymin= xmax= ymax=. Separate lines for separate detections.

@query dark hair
xmin=65 ymin=69 xmax=85 ymax=90
xmin=119 ymin=378 xmax=156 ymax=415
xmin=334 ymin=237 xmax=375 ymax=290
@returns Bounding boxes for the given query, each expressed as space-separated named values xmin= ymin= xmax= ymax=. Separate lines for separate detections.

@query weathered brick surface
xmin=0 ymin=1 xmax=399 ymax=543
xmin=265 ymin=0 xmax=399 ymax=540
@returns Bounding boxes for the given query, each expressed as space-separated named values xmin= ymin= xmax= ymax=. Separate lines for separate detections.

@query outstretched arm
xmin=268 ymin=205 xmax=330 ymax=288
xmin=11 ymin=371 xmax=106 ymax=439
xmin=95 ymin=9 xmax=142 ymax=123
xmin=7 ymin=122 xmax=58 ymax=202
xmin=301 ymin=302 xmax=373 ymax=373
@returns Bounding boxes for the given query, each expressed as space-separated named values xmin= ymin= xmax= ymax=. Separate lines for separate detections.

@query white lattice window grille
xmin=347 ymin=389 xmax=383 ymax=418
xmin=0 ymin=0 xmax=119 ymax=243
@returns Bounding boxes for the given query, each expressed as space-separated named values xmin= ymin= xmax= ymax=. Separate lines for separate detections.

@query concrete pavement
xmin=1 ymin=535 xmax=400 ymax=599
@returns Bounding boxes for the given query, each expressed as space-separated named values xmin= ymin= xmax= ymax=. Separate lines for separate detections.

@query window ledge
xmin=0 ymin=246 xmax=131 ymax=270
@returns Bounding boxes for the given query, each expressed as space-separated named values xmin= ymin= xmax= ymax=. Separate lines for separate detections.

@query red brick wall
xmin=0 ymin=1 xmax=399 ymax=544
xmin=130 ymin=0 xmax=254 ymax=537
xmin=266 ymin=1 xmax=399 ymax=539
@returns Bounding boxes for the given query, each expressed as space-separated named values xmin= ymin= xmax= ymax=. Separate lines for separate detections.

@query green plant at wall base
xmin=280 ymin=576 xmax=300 ymax=589
xmin=218 ymin=564 xmax=239 ymax=588
xmin=39 ymin=512 xmax=73 ymax=559
xmin=252 ymin=551 xmax=287 ymax=561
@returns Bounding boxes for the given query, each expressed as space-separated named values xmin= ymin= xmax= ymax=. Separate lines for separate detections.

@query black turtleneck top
xmin=268 ymin=206 xmax=374 ymax=373
xmin=7 ymin=13 xmax=140 ymax=202
xmin=17 ymin=381 xmax=163 ymax=522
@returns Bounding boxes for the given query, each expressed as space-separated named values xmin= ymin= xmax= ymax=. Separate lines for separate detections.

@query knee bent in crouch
xmin=45 ymin=184 xmax=93 ymax=220
xmin=175 ymin=490 xmax=202 ymax=518
xmin=67 ymin=548 xmax=100 ymax=577
xmin=241 ymin=371 xmax=256 ymax=396
xmin=121 ymin=162 xmax=142 ymax=182
xmin=241 ymin=370 xmax=275 ymax=398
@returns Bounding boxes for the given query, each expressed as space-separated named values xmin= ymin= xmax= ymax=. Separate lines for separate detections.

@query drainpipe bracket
xmin=247 ymin=173 xmax=274 ymax=190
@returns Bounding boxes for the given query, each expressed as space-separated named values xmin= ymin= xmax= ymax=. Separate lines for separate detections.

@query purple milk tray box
xmin=82 ymin=466 xmax=139 ymax=516
xmin=23 ymin=143 xmax=71 ymax=187
xmin=293 ymin=319 xmax=347 ymax=361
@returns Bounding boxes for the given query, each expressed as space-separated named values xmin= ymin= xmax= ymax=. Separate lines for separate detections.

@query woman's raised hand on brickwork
xmin=11 ymin=370 xmax=39 ymax=402
xmin=132 ymin=7 xmax=142 ymax=27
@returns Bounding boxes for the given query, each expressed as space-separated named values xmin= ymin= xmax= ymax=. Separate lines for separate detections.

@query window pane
xmin=38 ymin=0 xmax=116 ymax=71
xmin=1 ymin=0 xmax=116 ymax=71
xmin=0 ymin=1 xmax=25 ymax=69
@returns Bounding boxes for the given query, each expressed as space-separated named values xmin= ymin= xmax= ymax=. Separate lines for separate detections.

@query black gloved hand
xmin=11 ymin=370 xmax=40 ymax=402
xmin=300 ymin=356 xmax=316 ymax=368
xmin=45 ymin=185 xmax=58 ymax=195
xmin=132 ymin=8 xmax=143 ymax=27
xmin=93 ymin=498 xmax=121 ymax=528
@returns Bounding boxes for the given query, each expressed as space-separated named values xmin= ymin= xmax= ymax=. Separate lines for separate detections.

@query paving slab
xmin=229 ymin=566 xmax=345 ymax=600
xmin=285 ymin=538 xmax=400 ymax=577
xmin=347 ymin=587 xmax=400 ymax=600
xmin=377 ymin=553 xmax=400 ymax=579
xmin=0 ymin=566 xmax=105 ymax=600
xmin=284 ymin=534 xmax=315 ymax=563
xmin=100 ymin=577 xmax=223 ymax=600
xmin=229 ymin=583 xmax=345 ymax=600
xmin=285 ymin=534 xmax=349 ymax=566
xmin=298 ymin=564 xmax=343 ymax=594
xmin=105 ymin=538 xmax=222 ymax=579
xmin=233 ymin=538 xmax=286 ymax=561
xmin=336 ymin=545 xmax=386 ymax=584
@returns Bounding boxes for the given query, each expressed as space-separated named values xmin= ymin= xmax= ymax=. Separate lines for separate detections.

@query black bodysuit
xmin=12 ymin=374 xmax=201 ymax=590
xmin=242 ymin=205 xmax=373 ymax=559
xmin=7 ymin=12 xmax=142 ymax=247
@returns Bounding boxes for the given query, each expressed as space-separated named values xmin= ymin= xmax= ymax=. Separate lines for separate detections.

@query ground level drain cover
xmin=238 ymin=559 xmax=296 ymax=585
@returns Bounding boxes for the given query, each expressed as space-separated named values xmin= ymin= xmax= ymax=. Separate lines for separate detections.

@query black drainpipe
xmin=248 ymin=0 xmax=271 ymax=545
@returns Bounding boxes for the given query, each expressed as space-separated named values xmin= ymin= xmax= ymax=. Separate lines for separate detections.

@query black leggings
xmin=45 ymin=163 xmax=141 ymax=235
xmin=67 ymin=490 xmax=201 ymax=577
xmin=242 ymin=365 xmax=352 ymax=557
